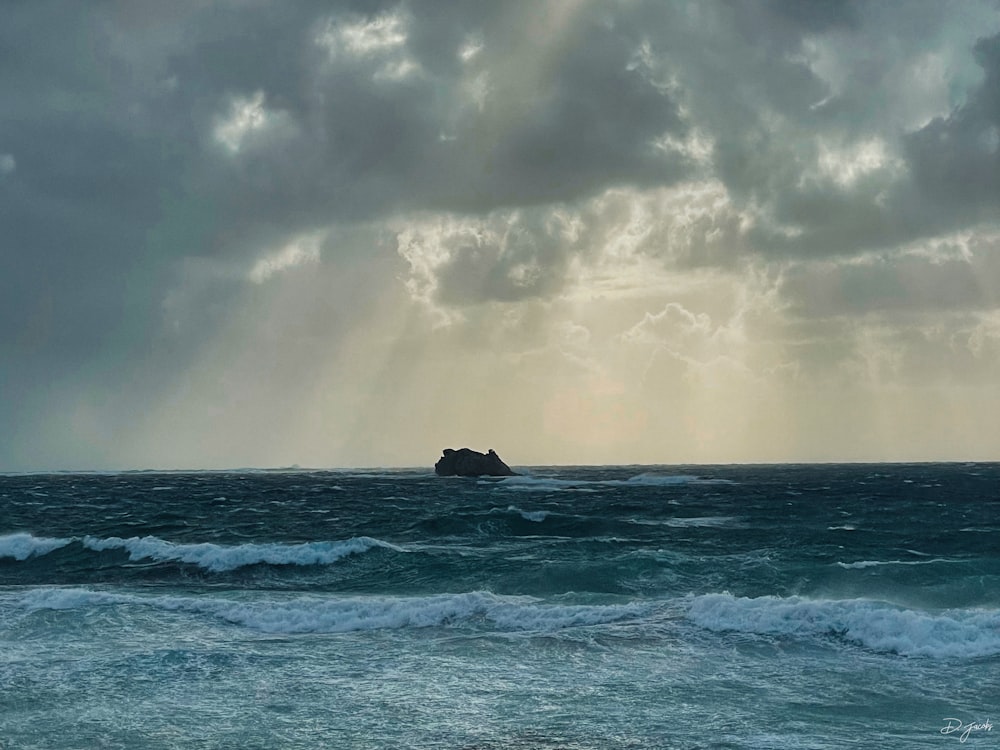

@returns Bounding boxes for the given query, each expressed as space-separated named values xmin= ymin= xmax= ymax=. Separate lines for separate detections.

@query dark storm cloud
xmin=781 ymin=239 xmax=1000 ymax=318
xmin=1 ymin=0 xmax=691 ymax=354
xmin=138 ymin=0 xmax=690 ymax=231
xmin=630 ymin=1 xmax=999 ymax=262
xmin=762 ymin=27 xmax=1000 ymax=260
xmin=2 ymin=0 xmax=999 ymax=468
xmin=765 ymin=0 xmax=861 ymax=33
xmin=905 ymin=33 xmax=1000 ymax=225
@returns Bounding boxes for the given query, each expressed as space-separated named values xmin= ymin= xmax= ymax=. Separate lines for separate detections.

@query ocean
xmin=1 ymin=463 xmax=998 ymax=749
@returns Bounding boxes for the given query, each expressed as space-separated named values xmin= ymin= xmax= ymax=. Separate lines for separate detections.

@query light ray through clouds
xmin=1 ymin=0 xmax=999 ymax=470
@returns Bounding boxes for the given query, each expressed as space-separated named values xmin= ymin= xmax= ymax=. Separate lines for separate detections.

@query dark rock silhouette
xmin=434 ymin=448 xmax=516 ymax=477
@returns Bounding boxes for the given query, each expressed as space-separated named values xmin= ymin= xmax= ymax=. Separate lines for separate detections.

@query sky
xmin=2 ymin=0 xmax=1000 ymax=470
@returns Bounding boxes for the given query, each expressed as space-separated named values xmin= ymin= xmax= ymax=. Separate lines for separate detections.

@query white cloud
xmin=815 ymin=137 xmax=902 ymax=188
xmin=458 ymin=35 xmax=484 ymax=63
xmin=323 ymin=12 xmax=407 ymax=56
xmin=316 ymin=9 xmax=420 ymax=82
xmin=623 ymin=303 xmax=712 ymax=347
xmin=213 ymin=91 xmax=295 ymax=154
xmin=967 ymin=311 xmax=1000 ymax=358
xmin=248 ymin=234 xmax=322 ymax=284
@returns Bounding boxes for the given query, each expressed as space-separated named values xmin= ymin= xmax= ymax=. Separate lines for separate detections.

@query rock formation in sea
xmin=434 ymin=448 xmax=516 ymax=477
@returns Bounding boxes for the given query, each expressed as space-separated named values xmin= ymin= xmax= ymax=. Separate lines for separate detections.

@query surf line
xmin=940 ymin=717 xmax=993 ymax=743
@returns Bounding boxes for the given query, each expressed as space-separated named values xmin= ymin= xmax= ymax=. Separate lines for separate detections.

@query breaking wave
xmin=686 ymin=593 xmax=1000 ymax=658
xmin=834 ymin=558 xmax=964 ymax=570
xmin=0 ymin=532 xmax=72 ymax=560
xmin=0 ymin=533 xmax=402 ymax=572
xmin=505 ymin=506 xmax=551 ymax=522
xmin=12 ymin=588 xmax=654 ymax=635
xmin=631 ymin=516 xmax=743 ymax=528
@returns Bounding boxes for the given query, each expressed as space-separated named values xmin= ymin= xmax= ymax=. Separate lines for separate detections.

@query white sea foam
xmin=13 ymin=588 xmax=653 ymax=634
xmin=16 ymin=587 xmax=130 ymax=610
xmin=621 ymin=473 xmax=707 ymax=486
xmin=687 ymin=593 xmax=1000 ymax=658
xmin=491 ymin=477 xmax=597 ymax=493
xmin=506 ymin=506 xmax=551 ymax=522
xmin=0 ymin=532 xmax=72 ymax=560
xmin=629 ymin=516 xmax=742 ymax=528
xmin=494 ymin=473 xmax=730 ymax=492
xmin=81 ymin=535 xmax=402 ymax=572
xmin=834 ymin=558 xmax=962 ymax=570
xmin=665 ymin=516 xmax=741 ymax=528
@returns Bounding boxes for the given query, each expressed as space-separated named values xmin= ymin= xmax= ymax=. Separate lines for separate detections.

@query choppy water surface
xmin=2 ymin=464 xmax=998 ymax=748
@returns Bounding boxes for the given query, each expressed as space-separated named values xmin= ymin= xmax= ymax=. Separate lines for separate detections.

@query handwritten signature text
xmin=942 ymin=717 xmax=993 ymax=743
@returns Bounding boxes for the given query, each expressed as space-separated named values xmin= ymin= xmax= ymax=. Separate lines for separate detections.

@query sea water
xmin=1 ymin=464 xmax=998 ymax=748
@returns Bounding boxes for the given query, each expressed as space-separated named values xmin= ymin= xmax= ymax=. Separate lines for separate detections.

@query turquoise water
xmin=1 ymin=464 xmax=998 ymax=748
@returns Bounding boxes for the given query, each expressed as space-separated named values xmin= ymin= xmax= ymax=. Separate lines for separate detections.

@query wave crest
xmin=14 ymin=588 xmax=653 ymax=634
xmin=81 ymin=535 xmax=402 ymax=572
xmin=834 ymin=558 xmax=963 ymax=570
xmin=505 ymin=506 xmax=551 ymax=522
xmin=2 ymin=532 xmax=403 ymax=571
xmin=687 ymin=593 xmax=1000 ymax=658
xmin=0 ymin=532 xmax=72 ymax=561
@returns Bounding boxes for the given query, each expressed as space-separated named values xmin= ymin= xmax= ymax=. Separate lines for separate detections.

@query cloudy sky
xmin=3 ymin=0 xmax=1000 ymax=470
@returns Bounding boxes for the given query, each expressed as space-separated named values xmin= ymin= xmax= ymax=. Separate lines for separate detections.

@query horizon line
xmin=2 ymin=459 xmax=996 ymax=476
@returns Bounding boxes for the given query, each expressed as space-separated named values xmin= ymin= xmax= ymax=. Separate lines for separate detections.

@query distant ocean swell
xmin=487 ymin=473 xmax=734 ymax=492
xmin=0 ymin=532 xmax=402 ymax=572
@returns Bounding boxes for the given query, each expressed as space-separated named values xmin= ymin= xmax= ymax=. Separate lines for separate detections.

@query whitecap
xmin=81 ymin=535 xmax=403 ymax=572
xmin=0 ymin=532 xmax=73 ymax=561
xmin=664 ymin=516 xmax=741 ymax=528
xmin=13 ymin=588 xmax=654 ymax=635
xmin=622 ymin=473 xmax=705 ymax=486
xmin=493 ymin=473 xmax=731 ymax=492
xmin=630 ymin=516 xmax=742 ymax=528
xmin=834 ymin=558 xmax=962 ymax=570
xmin=506 ymin=506 xmax=550 ymax=522
xmin=490 ymin=477 xmax=596 ymax=493
xmin=687 ymin=593 xmax=1000 ymax=658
